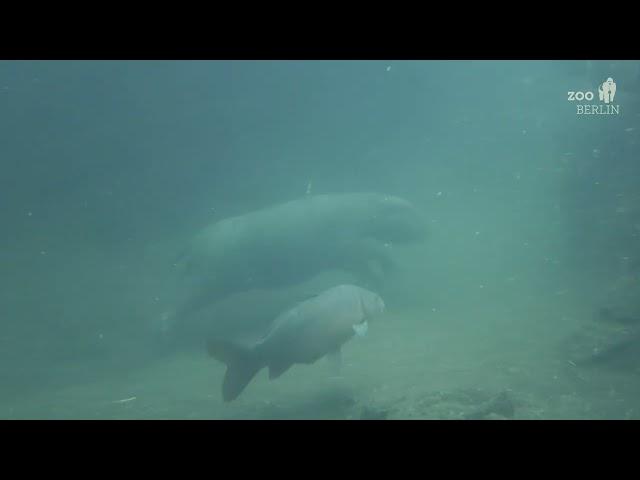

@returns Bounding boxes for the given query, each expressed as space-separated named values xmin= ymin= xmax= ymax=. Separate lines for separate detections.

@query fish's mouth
xmin=352 ymin=319 xmax=368 ymax=337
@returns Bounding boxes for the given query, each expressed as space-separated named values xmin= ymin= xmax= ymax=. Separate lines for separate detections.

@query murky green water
xmin=1 ymin=60 xmax=639 ymax=419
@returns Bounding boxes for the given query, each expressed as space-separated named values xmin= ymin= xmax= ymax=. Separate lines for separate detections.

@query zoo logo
xmin=567 ymin=77 xmax=619 ymax=115
xmin=598 ymin=77 xmax=616 ymax=104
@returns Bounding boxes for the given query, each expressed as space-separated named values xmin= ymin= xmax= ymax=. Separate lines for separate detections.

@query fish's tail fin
xmin=206 ymin=339 xmax=262 ymax=402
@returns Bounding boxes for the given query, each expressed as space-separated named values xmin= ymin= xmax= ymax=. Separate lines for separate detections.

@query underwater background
xmin=1 ymin=60 xmax=639 ymax=419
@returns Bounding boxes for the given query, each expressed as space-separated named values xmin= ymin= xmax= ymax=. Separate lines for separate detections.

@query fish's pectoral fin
xmin=297 ymin=292 xmax=320 ymax=304
xmin=268 ymin=360 xmax=293 ymax=380
xmin=327 ymin=348 xmax=343 ymax=376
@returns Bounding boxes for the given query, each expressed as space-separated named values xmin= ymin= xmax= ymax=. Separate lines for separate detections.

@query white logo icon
xmin=567 ymin=76 xmax=620 ymax=115
xmin=598 ymin=77 xmax=616 ymax=104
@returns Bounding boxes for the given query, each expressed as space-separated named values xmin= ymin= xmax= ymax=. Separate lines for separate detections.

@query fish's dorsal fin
xmin=300 ymin=292 xmax=320 ymax=301
xmin=285 ymin=292 xmax=321 ymax=311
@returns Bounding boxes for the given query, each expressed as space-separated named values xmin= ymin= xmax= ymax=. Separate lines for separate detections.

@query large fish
xmin=166 ymin=192 xmax=423 ymax=331
xmin=206 ymin=284 xmax=385 ymax=402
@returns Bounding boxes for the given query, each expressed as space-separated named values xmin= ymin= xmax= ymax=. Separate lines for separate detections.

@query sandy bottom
xmin=3 ymin=295 xmax=640 ymax=420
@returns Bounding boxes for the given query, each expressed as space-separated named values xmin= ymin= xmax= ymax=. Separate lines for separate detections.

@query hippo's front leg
xmin=343 ymin=238 xmax=396 ymax=289
xmin=363 ymin=237 xmax=396 ymax=275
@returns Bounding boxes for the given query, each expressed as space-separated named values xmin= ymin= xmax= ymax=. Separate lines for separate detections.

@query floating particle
xmin=113 ymin=397 xmax=137 ymax=404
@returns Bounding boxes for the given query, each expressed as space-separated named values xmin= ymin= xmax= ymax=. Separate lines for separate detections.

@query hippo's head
xmin=358 ymin=287 xmax=386 ymax=318
xmin=363 ymin=194 xmax=428 ymax=244
xmin=350 ymin=286 xmax=385 ymax=337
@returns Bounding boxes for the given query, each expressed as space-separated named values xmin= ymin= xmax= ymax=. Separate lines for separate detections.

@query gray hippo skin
xmin=206 ymin=284 xmax=386 ymax=401
xmin=168 ymin=193 xmax=425 ymax=329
